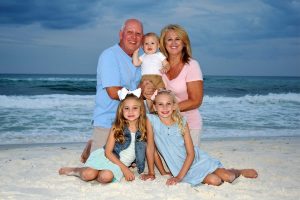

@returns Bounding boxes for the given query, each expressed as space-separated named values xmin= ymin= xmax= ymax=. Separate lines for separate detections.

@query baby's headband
xmin=117 ymin=87 xmax=141 ymax=101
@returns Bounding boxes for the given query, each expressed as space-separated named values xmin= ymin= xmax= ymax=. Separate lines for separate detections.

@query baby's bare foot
xmin=240 ymin=169 xmax=258 ymax=178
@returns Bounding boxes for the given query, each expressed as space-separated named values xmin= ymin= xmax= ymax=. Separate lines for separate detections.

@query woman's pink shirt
xmin=162 ymin=59 xmax=203 ymax=129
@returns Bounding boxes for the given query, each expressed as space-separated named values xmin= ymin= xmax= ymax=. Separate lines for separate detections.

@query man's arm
xmin=106 ymin=86 xmax=123 ymax=100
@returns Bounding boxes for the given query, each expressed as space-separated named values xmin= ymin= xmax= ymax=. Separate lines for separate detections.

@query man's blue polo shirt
xmin=93 ymin=44 xmax=141 ymax=128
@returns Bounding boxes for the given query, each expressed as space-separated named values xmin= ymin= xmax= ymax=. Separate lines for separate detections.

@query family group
xmin=59 ymin=18 xmax=257 ymax=187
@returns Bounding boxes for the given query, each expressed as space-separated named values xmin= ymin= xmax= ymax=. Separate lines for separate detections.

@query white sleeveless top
xmin=119 ymin=132 xmax=136 ymax=166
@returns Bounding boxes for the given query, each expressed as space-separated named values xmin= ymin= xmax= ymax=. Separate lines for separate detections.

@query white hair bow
xmin=117 ymin=88 xmax=142 ymax=100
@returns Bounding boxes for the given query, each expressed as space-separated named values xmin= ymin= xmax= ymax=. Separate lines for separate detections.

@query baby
xmin=133 ymin=32 xmax=170 ymax=90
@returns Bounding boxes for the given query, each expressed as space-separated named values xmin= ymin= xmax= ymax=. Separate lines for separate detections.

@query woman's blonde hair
xmin=112 ymin=94 xmax=147 ymax=143
xmin=153 ymin=89 xmax=185 ymax=136
xmin=159 ymin=24 xmax=192 ymax=64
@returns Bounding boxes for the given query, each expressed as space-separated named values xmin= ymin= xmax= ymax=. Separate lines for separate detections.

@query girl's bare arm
xmin=105 ymin=128 xmax=135 ymax=181
xmin=140 ymin=118 xmax=156 ymax=180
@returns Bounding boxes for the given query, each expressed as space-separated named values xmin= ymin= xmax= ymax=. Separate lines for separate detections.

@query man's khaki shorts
xmin=90 ymin=127 xmax=110 ymax=152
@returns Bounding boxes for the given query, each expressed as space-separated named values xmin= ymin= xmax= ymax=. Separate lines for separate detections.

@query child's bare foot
xmin=59 ymin=167 xmax=76 ymax=175
xmin=240 ymin=169 xmax=258 ymax=178
xmin=129 ymin=162 xmax=136 ymax=168
xmin=80 ymin=140 xmax=92 ymax=163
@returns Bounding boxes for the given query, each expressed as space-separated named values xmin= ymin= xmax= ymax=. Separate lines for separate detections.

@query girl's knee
xmin=214 ymin=168 xmax=236 ymax=183
xmin=97 ymin=170 xmax=114 ymax=184
xmin=80 ymin=168 xmax=98 ymax=181
xmin=221 ymin=171 xmax=236 ymax=183
xmin=203 ymin=174 xmax=222 ymax=186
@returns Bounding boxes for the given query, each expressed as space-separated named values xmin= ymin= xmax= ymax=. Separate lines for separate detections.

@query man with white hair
xmin=81 ymin=19 xmax=144 ymax=162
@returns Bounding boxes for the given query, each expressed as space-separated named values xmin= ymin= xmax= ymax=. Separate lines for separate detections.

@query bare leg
xmin=213 ymin=168 xmax=236 ymax=183
xmin=202 ymin=173 xmax=223 ymax=186
xmin=96 ymin=170 xmax=114 ymax=184
xmin=228 ymin=168 xmax=258 ymax=179
xmin=59 ymin=167 xmax=99 ymax=181
xmin=80 ymin=139 xmax=93 ymax=163
xmin=213 ymin=168 xmax=258 ymax=184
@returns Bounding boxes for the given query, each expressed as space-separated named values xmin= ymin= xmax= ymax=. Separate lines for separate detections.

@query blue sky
xmin=0 ymin=0 xmax=299 ymax=76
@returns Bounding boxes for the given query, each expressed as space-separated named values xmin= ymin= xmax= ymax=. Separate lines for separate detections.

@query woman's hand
xmin=140 ymin=173 xmax=155 ymax=181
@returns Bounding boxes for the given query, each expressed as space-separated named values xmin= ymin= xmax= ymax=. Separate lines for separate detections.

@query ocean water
xmin=0 ymin=74 xmax=299 ymax=145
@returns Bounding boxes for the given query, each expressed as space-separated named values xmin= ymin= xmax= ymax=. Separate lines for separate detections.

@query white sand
xmin=0 ymin=137 xmax=299 ymax=200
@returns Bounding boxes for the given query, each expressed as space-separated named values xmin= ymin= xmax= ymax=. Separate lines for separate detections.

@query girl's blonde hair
xmin=112 ymin=94 xmax=147 ymax=143
xmin=159 ymin=24 xmax=192 ymax=64
xmin=153 ymin=89 xmax=185 ymax=136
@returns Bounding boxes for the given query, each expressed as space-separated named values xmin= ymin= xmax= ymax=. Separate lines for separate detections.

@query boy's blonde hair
xmin=153 ymin=89 xmax=185 ymax=136
xmin=112 ymin=94 xmax=147 ymax=143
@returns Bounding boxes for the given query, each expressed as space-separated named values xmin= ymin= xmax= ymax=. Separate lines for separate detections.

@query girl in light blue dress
xmin=59 ymin=88 xmax=147 ymax=184
xmin=141 ymin=89 xmax=258 ymax=186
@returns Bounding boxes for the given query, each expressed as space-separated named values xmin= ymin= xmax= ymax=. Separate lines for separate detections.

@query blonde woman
xmin=160 ymin=24 xmax=203 ymax=146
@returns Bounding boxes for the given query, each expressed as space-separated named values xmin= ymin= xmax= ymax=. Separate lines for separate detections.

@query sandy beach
xmin=0 ymin=137 xmax=299 ymax=200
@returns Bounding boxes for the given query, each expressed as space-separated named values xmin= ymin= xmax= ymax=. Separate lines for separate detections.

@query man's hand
xmin=141 ymin=79 xmax=155 ymax=100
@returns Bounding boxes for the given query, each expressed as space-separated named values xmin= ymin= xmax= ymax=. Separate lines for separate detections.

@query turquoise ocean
xmin=0 ymin=74 xmax=299 ymax=145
